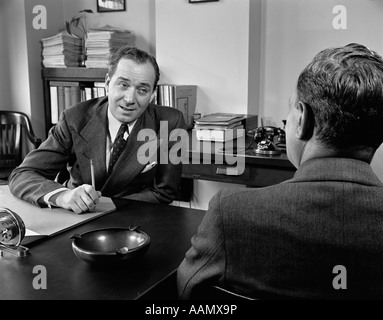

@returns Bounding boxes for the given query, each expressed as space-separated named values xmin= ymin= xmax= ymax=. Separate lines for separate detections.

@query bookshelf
xmin=42 ymin=67 xmax=108 ymax=135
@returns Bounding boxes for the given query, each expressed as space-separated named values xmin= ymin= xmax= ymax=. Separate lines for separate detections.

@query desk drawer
xmin=182 ymin=163 xmax=251 ymax=185
xmin=182 ymin=163 xmax=295 ymax=187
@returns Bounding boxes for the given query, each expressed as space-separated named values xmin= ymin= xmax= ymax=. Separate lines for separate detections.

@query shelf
xmin=42 ymin=67 xmax=108 ymax=82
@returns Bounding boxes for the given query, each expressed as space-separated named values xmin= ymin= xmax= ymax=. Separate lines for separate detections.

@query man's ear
xmin=296 ymin=101 xmax=314 ymax=140
xmin=105 ymin=74 xmax=110 ymax=94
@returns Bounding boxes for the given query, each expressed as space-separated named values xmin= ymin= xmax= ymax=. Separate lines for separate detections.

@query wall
xmin=156 ymin=0 xmax=251 ymax=116
xmin=260 ymin=0 xmax=383 ymax=182
xmin=0 ymin=0 xmax=30 ymax=121
xmin=156 ymin=0 xmax=256 ymax=209
xmin=61 ymin=0 xmax=156 ymax=55
xmin=24 ymin=0 xmax=65 ymax=139
xmin=0 ymin=1 xmax=12 ymax=110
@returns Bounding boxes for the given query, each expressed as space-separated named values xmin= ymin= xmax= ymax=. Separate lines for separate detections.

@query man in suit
xmin=9 ymin=46 xmax=187 ymax=213
xmin=177 ymin=43 xmax=383 ymax=299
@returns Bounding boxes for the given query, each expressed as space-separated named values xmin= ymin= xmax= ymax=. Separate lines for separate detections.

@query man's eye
xmin=138 ymin=88 xmax=149 ymax=95
xmin=118 ymin=82 xmax=128 ymax=88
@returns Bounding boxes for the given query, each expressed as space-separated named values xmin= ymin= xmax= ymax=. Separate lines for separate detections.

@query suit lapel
xmin=77 ymin=101 xmax=108 ymax=188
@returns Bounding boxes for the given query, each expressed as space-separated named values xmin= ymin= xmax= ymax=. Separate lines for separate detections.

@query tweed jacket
xmin=177 ymin=157 xmax=383 ymax=299
xmin=9 ymin=97 xmax=186 ymax=206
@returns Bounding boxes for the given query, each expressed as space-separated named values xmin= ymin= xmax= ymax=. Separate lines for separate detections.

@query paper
xmin=26 ymin=229 xmax=41 ymax=236
xmin=0 ymin=185 xmax=116 ymax=237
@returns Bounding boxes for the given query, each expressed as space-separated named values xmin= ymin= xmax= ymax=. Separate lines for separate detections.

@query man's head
xmin=105 ymin=46 xmax=160 ymax=124
xmin=286 ymin=43 xmax=383 ymax=167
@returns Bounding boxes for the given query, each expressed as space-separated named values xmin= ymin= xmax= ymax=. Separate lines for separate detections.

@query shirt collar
xmin=107 ymin=107 xmax=137 ymax=141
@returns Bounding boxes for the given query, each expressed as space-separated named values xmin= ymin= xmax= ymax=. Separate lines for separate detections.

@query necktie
xmin=108 ymin=123 xmax=129 ymax=173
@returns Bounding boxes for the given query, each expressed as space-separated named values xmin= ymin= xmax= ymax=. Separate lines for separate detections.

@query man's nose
xmin=123 ymin=88 xmax=135 ymax=104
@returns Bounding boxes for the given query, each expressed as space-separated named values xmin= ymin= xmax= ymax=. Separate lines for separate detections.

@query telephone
xmin=247 ymin=126 xmax=286 ymax=155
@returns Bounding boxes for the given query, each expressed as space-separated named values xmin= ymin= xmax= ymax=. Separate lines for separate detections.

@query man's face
xmin=106 ymin=58 xmax=156 ymax=124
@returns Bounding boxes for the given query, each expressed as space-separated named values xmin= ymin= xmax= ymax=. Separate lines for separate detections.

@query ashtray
xmin=70 ymin=226 xmax=150 ymax=266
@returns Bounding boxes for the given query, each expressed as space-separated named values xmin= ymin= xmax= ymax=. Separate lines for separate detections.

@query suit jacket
xmin=177 ymin=157 xmax=383 ymax=299
xmin=9 ymin=97 xmax=187 ymax=206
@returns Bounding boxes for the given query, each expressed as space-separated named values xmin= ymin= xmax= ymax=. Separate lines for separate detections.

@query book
xmin=57 ymin=86 xmax=65 ymax=118
xmin=84 ymin=87 xmax=93 ymax=100
xmin=94 ymin=82 xmax=106 ymax=97
xmin=41 ymin=31 xmax=84 ymax=68
xmin=194 ymin=120 xmax=242 ymax=130
xmin=85 ymin=26 xmax=135 ymax=68
xmin=70 ymin=86 xmax=81 ymax=105
xmin=195 ymin=113 xmax=245 ymax=126
xmin=64 ymin=86 xmax=72 ymax=109
xmin=50 ymin=81 xmax=81 ymax=112
xmin=195 ymin=124 xmax=245 ymax=142
xmin=50 ymin=86 xmax=58 ymax=124
xmin=157 ymin=84 xmax=197 ymax=128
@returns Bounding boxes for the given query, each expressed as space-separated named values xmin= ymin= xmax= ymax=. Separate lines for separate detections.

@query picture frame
xmin=189 ymin=0 xmax=219 ymax=3
xmin=97 ymin=0 xmax=126 ymax=13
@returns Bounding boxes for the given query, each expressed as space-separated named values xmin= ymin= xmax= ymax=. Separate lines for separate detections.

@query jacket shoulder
xmin=147 ymin=104 xmax=186 ymax=128
xmin=62 ymin=97 xmax=108 ymax=129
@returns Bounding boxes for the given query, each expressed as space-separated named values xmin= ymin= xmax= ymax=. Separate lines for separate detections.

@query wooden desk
xmin=0 ymin=198 xmax=205 ymax=300
xmin=182 ymin=131 xmax=296 ymax=187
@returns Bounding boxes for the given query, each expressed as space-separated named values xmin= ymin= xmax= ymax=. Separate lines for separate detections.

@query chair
xmin=136 ymin=270 xmax=256 ymax=300
xmin=195 ymin=286 xmax=256 ymax=300
xmin=0 ymin=111 xmax=42 ymax=180
xmin=136 ymin=270 xmax=179 ymax=300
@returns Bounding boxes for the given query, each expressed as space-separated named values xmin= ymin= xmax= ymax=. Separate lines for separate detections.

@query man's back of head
xmin=287 ymin=43 xmax=383 ymax=167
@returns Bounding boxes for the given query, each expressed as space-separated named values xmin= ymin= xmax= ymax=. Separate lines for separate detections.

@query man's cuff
xmin=43 ymin=188 xmax=69 ymax=208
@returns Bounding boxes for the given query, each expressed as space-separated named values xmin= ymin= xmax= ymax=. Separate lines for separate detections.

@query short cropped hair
xmin=297 ymin=43 xmax=383 ymax=150
xmin=108 ymin=46 xmax=160 ymax=90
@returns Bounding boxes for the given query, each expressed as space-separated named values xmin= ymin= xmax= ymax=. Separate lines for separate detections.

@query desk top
xmin=0 ymin=199 xmax=205 ymax=300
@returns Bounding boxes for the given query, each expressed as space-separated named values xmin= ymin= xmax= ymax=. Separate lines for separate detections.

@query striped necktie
xmin=108 ymin=123 xmax=129 ymax=174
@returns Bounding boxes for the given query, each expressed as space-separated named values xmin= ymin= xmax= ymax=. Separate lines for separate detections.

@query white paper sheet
xmin=0 ymin=185 xmax=116 ymax=236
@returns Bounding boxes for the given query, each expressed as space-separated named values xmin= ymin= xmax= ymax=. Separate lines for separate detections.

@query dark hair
xmin=108 ymin=46 xmax=160 ymax=89
xmin=297 ymin=43 xmax=383 ymax=150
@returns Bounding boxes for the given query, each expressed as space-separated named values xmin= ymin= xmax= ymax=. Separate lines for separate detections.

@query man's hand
xmin=52 ymin=185 xmax=102 ymax=214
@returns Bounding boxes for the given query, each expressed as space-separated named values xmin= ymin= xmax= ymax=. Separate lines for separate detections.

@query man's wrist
xmin=43 ymin=188 xmax=69 ymax=208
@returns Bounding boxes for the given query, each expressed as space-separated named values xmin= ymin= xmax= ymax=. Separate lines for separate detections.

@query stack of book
xmin=85 ymin=26 xmax=134 ymax=68
xmin=155 ymin=84 xmax=197 ymax=129
xmin=194 ymin=113 xmax=245 ymax=142
xmin=41 ymin=31 xmax=84 ymax=68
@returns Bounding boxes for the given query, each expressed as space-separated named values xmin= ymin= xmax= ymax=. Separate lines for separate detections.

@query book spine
xmin=169 ymin=85 xmax=175 ymax=108
xmin=159 ymin=85 xmax=165 ymax=105
xmin=84 ymin=87 xmax=93 ymax=101
xmin=196 ymin=125 xmax=244 ymax=142
xmin=57 ymin=86 xmax=65 ymax=118
xmin=94 ymin=82 xmax=106 ymax=97
xmin=64 ymin=87 xmax=72 ymax=109
xmin=80 ymin=87 xmax=86 ymax=102
xmin=70 ymin=86 xmax=81 ymax=105
xmin=163 ymin=85 xmax=170 ymax=107
xmin=50 ymin=86 xmax=59 ymax=124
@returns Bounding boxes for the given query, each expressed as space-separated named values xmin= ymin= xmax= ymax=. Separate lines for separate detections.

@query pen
xmin=90 ymin=159 xmax=95 ymax=189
